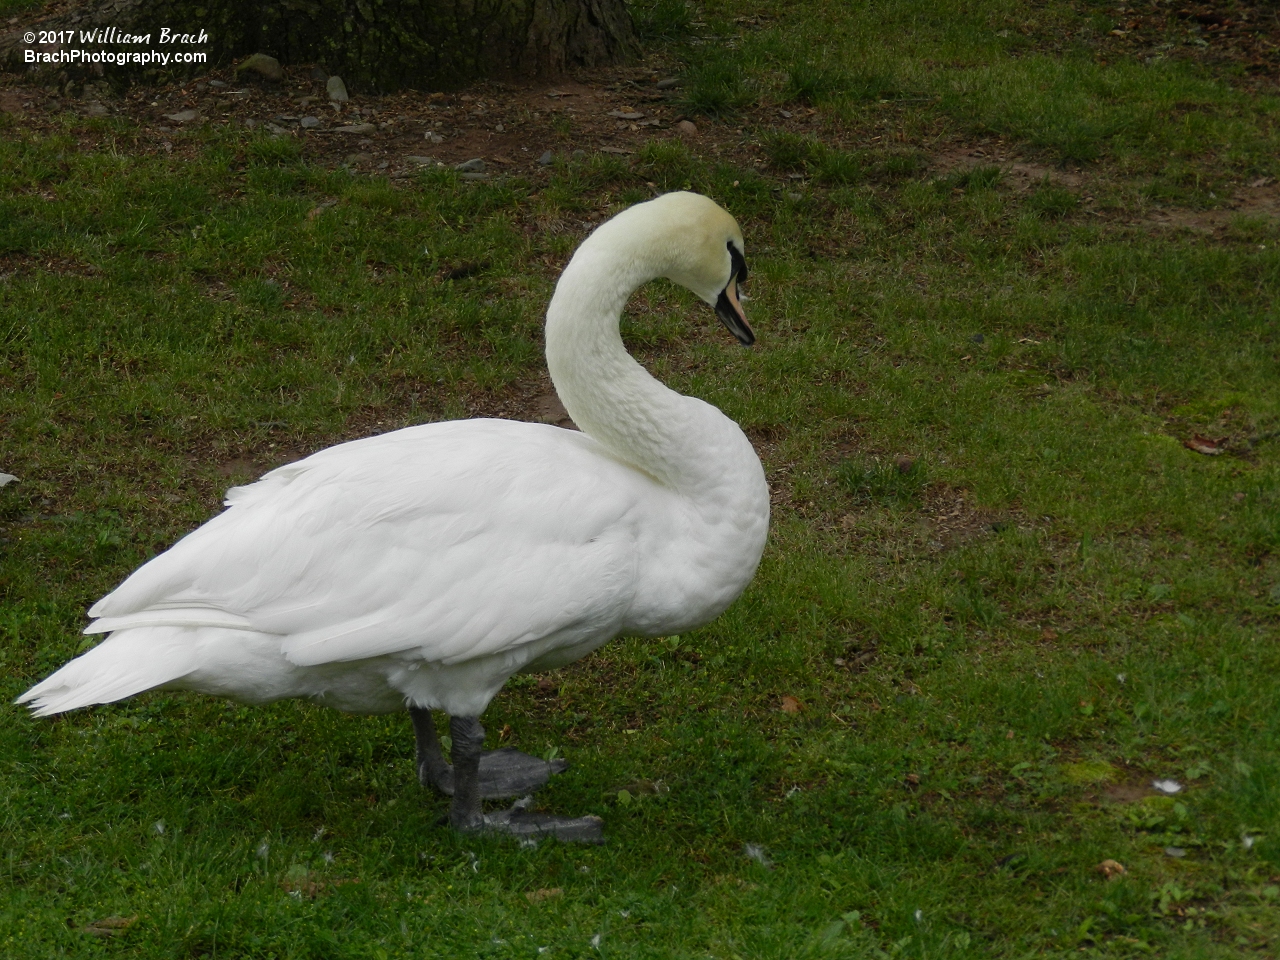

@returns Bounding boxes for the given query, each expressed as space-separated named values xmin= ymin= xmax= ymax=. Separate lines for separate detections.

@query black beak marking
xmin=715 ymin=241 xmax=754 ymax=346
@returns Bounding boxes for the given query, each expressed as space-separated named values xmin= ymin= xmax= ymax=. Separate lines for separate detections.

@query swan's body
xmin=19 ymin=192 xmax=768 ymax=838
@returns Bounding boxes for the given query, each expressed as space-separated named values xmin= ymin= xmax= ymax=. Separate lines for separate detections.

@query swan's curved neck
xmin=544 ymin=229 xmax=728 ymax=492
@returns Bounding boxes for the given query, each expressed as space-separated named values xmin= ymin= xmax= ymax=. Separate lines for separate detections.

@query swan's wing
xmin=87 ymin=421 xmax=658 ymax=666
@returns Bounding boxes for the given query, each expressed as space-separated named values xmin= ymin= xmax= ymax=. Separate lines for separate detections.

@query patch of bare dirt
xmin=931 ymin=143 xmax=1085 ymax=192
xmin=0 ymin=251 xmax=100 ymax=279
xmin=924 ymin=486 xmax=1017 ymax=549
xmin=0 ymin=87 xmax=27 ymax=116
xmin=1101 ymin=780 xmax=1159 ymax=804
xmin=0 ymin=60 xmax=711 ymax=181
xmin=462 ymin=374 xmax=579 ymax=429
xmin=1082 ymin=0 xmax=1280 ymax=85
xmin=1143 ymin=175 xmax=1280 ymax=233
xmin=933 ymin=144 xmax=1280 ymax=234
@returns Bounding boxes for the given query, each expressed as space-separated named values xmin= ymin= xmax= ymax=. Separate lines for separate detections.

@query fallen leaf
xmin=1040 ymin=627 xmax=1059 ymax=641
xmin=526 ymin=887 xmax=563 ymax=903
xmin=1183 ymin=434 xmax=1225 ymax=456
xmin=905 ymin=773 xmax=920 ymax=785
xmin=779 ymin=696 xmax=803 ymax=713
xmin=1097 ymin=859 xmax=1126 ymax=880
xmin=80 ymin=915 xmax=137 ymax=937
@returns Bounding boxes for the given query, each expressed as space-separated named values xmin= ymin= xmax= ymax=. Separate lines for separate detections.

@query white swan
xmin=18 ymin=191 xmax=769 ymax=841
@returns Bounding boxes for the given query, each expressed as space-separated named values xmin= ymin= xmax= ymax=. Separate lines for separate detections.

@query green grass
xmin=3 ymin=0 xmax=1280 ymax=957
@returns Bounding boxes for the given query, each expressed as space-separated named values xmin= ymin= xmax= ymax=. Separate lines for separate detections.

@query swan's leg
xmin=449 ymin=715 xmax=486 ymax=832
xmin=410 ymin=707 xmax=569 ymax=799
xmin=444 ymin=715 xmax=604 ymax=843
xmin=410 ymin=707 xmax=453 ymax=793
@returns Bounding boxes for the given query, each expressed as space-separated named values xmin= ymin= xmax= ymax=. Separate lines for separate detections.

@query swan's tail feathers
xmin=15 ymin=627 xmax=200 ymax=717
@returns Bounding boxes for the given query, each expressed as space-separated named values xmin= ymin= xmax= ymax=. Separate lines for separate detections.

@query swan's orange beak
xmin=714 ymin=279 xmax=754 ymax=346
xmin=715 ymin=242 xmax=753 ymax=346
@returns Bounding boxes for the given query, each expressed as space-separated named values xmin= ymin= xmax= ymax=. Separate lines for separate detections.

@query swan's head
xmin=600 ymin=192 xmax=754 ymax=346
xmin=651 ymin=192 xmax=753 ymax=346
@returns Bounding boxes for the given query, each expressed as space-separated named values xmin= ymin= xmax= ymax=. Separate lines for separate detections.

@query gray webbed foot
xmin=410 ymin=708 xmax=568 ymax=799
xmin=427 ymin=748 xmax=569 ymax=799
xmin=484 ymin=796 xmax=605 ymax=844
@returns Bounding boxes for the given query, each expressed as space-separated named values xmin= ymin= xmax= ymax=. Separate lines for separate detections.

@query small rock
xmin=1164 ymin=846 xmax=1187 ymax=858
xmin=404 ymin=156 xmax=440 ymax=166
xmin=208 ymin=79 xmax=228 ymax=89
xmin=235 ymin=53 xmax=284 ymax=83
xmin=676 ymin=119 xmax=697 ymax=137
xmin=309 ymin=65 xmax=329 ymax=82
xmin=326 ymin=76 xmax=349 ymax=102
xmin=1152 ymin=779 xmax=1183 ymax=795
xmin=970 ymin=333 xmax=985 ymax=343
xmin=459 ymin=172 xmax=488 ymax=181
xmin=266 ymin=122 xmax=290 ymax=136
xmin=571 ymin=149 xmax=586 ymax=160
xmin=786 ymin=192 xmax=802 ymax=201
xmin=344 ymin=152 xmax=374 ymax=165
xmin=537 ymin=150 xmax=554 ymax=165
xmin=0 ymin=473 xmax=18 ymax=487
xmin=194 ymin=82 xmax=208 ymax=93
xmin=300 ymin=116 xmax=321 ymax=129
xmin=655 ymin=77 xmax=681 ymax=90
xmin=494 ymin=122 xmax=504 ymax=132
xmin=84 ymin=102 xmax=109 ymax=117
xmin=332 ymin=123 xmax=376 ymax=134
xmin=608 ymin=110 xmax=645 ymax=120
xmin=424 ymin=131 xmax=444 ymax=143
xmin=242 ymin=117 xmax=259 ymax=129
xmin=164 ymin=109 xmax=199 ymax=123
xmin=454 ymin=158 xmax=486 ymax=173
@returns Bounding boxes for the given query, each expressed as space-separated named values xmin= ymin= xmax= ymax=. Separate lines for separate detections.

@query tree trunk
xmin=1 ymin=0 xmax=637 ymax=91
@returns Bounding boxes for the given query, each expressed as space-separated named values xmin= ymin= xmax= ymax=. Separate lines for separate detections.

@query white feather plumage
xmin=18 ymin=192 xmax=769 ymax=723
